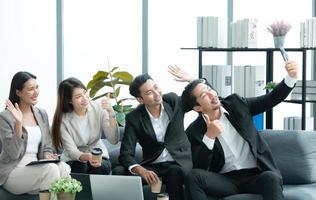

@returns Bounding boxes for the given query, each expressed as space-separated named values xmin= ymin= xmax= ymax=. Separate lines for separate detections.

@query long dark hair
xmin=8 ymin=71 xmax=36 ymax=106
xmin=52 ymin=77 xmax=86 ymax=148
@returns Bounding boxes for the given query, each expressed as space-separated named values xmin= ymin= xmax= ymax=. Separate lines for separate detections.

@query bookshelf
xmin=181 ymin=47 xmax=316 ymax=130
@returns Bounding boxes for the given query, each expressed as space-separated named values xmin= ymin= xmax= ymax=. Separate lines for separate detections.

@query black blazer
xmin=119 ymin=92 xmax=193 ymax=174
xmin=185 ymin=79 xmax=293 ymax=178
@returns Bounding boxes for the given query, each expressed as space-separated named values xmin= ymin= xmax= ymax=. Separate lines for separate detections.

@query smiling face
xmin=71 ymin=87 xmax=90 ymax=114
xmin=192 ymin=83 xmax=221 ymax=114
xmin=16 ymin=78 xmax=39 ymax=106
xmin=137 ymin=79 xmax=163 ymax=108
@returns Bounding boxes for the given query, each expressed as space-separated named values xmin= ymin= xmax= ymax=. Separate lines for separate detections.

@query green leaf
xmin=110 ymin=66 xmax=120 ymax=73
xmin=117 ymin=97 xmax=135 ymax=105
xmin=116 ymin=112 xmax=126 ymax=126
xmin=87 ymin=71 xmax=108 ymax=89
xmin=112 ymin=71 xmax=133 ymax=83
xmin=114 ymin=86 xmax=121 ymax=98
xmin=89 ymin=81 xmax=107 ymax=97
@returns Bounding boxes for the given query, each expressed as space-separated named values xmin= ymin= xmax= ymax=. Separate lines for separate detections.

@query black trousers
xmin=185 ymin=168 xmax=284 ymax=200
xmin=112 ymin=162 xmax=185 ymax=200
xmin=67 ymin=158 xmax=111 ymax=175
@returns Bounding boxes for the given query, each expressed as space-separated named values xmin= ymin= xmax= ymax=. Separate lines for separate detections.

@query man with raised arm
xmin=176 ymin=61 xmax=298 ymax=200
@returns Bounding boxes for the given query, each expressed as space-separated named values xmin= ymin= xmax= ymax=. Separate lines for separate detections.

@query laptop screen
xmin=90 ymin=175 xmax=144 ymax=200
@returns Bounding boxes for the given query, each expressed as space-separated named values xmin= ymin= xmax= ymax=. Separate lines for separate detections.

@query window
xmin=63 ymin=0 xmax=142 ymax=92
xmin=148 ymin=0 xmax=227 ymax=94
xmin=234 ymin=0 xmax=312 ymax=129
xmin=0 ymin=0 xmax=56 ymax=121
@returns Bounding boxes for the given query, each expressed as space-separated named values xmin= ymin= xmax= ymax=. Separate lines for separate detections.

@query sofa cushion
xmin=260 ymin=130 xmax=316 ymax=184
xmin=283 ymin=183 xmax=316 ymax=200
xmin=0 ymin=187 xmax=37 ymax=200
xmin=221 ymin=194 xmax=262 ymax=200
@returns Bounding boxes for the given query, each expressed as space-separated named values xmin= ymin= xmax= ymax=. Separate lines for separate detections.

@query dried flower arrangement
xmin=266 ymin=20 xmax=292 ymax=37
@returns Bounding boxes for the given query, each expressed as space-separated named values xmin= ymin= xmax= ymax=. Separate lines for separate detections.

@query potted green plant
xmin=49 ymin=177 xmax=82 ymax=200
xmin=87 ymin=65 xmax=134 ymax=126
xmin=263 ymin=81 xmax=277 ymax=92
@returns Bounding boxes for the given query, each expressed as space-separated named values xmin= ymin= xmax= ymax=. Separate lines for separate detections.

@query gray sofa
xmin=1 ymin=129 xmax=316 ymax=200
xmin=107 ymin=129 xmax=316 ymax=200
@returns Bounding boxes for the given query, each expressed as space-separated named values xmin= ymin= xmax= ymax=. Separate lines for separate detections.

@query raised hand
xmin=285 ymin=60 xmax=299 ymax=79
xmin=5 ymin=100 xmax=23 ymax=123
xmin=204 ymin=114 xmax=223 ymax=139
xmin=168 ymin=65 xmax=194 ymax=82
xmin=101 ymin=97 xmax=114 ymax=113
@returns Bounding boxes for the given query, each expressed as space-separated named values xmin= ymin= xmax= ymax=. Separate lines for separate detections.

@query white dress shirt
xmin=146 ymin=104 xmax=174 ymax=163
xmin=129 ymin=104 xmax=174 ymax=173
xmin=202 ymin=108 xmax=257 ymax=173
xmin=202 ymin=75 xmax=296 ymax=173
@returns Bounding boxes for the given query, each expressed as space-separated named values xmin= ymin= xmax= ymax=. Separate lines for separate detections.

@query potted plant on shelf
xmin=49 ymin=177 xmax=82 ymax=200
xmin=87 ymin=65 xmax=134 ymax=126
xmin=263 ymin=81 xmax=277 ymax=92
xmin=266 ymin=20 xmax=292 ymax=48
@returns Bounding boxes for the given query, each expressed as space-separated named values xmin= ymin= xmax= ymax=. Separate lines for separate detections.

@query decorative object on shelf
xmin=49 ymin=177 xmax=82 ymax=200
xmin=266 ymin=20 xmax=292 ymax=48
xmin=263 ymin=81 xmax=277 ymax=92
xmin=87 ymin=62 xmax=134 ymax=126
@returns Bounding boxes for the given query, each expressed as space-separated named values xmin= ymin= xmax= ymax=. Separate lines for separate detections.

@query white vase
xmin=273 ymin=36 xmax=285 ymax=48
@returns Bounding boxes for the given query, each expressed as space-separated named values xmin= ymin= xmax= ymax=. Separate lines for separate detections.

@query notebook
xmin=90 ymin=175 xmax=144 ymax=200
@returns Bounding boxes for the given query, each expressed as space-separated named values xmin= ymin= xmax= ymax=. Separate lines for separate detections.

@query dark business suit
xmin=119 ymin=92 xmax=192 ymax=200
xmin=185 ymin=79 xmax=293 ymax=200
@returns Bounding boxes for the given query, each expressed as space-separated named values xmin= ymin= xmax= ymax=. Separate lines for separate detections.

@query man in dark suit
xmin=118 ymin=72 xmax=193 ymax=200
xmin=180 ymin=61 xmax=298 ymax=200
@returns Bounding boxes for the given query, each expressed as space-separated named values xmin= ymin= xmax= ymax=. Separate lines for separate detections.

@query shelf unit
xmin=181 ymin=47 xmax=316 ymax=130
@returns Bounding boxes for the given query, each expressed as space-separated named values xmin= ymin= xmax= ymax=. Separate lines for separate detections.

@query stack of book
xmin=291 ymin=80 xmax=316 ymax=101
xmin=197 ymin=16 xmax=227 ymax=48
xmin=233 ymin=65 xmax=265 ymax=97
xmin=203 ymin=64 xmax=265 ymax=130
xmin=300 ymin=17 xmax=316 ymax=48
xmin=202 ymin=65 xmax=232 ymax=97
xmin=284 ymin=116 xmax=314 ymax=130
xmin=231 ymin=18 xmax=258 ymax=48
xmin=202 ymin=65 xmax=265 ymax=98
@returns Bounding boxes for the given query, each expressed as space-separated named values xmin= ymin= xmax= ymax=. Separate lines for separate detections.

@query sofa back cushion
xmin=103 ymin=126 xmax=143 ymax=166
xmin=260 ymin=129 xmax=316 ymax=184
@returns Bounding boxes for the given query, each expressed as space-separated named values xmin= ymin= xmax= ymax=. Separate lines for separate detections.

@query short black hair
xmin=181 ymin=79 xmax=206 ymax=112
xmin=129 ymin=73 xmax=153 ymax=98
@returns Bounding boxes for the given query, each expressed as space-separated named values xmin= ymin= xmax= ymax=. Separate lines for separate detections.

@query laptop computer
xmin=90 ymin=175 xmax=144 ymax=200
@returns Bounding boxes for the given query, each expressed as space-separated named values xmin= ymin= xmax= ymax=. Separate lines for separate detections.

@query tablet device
xmin=26 ymin=159 xmax=60 ymax=166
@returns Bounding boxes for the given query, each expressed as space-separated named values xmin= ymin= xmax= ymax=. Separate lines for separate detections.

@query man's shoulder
xmin=162 ymin=92 xmax=178 ymax=101
xmin=126 ymin=104 xmax=144 ymax=118
xmin=186 ymin=115 xmax=204 ymax=134
xmin=221 ymin=93 xmax=246 ymax=107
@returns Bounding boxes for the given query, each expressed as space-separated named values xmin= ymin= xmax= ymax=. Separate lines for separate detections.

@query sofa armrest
xmin=260 ymin=129 xmax=316 ymax=184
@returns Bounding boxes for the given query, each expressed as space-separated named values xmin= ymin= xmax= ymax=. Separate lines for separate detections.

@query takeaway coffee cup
xmin=151 ymin=177 xmax=162 ymax=193
xmin=157 ymin=193 xmax=169 ymax=200
xmin=39 ymin=190 xmax=50 ymax=200
xmin=91 ymin=147 xmax=103 ymax=165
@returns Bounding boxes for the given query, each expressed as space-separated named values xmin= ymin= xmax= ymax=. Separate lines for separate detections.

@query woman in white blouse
xmin=0 ymin=71 xmax=70 ymax=194
xmin=52 ymin=77 xmax=119 ymax=174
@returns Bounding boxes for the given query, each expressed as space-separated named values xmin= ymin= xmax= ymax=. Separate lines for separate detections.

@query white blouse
xmin=25 ymin=126 xmax=42 ymax=154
